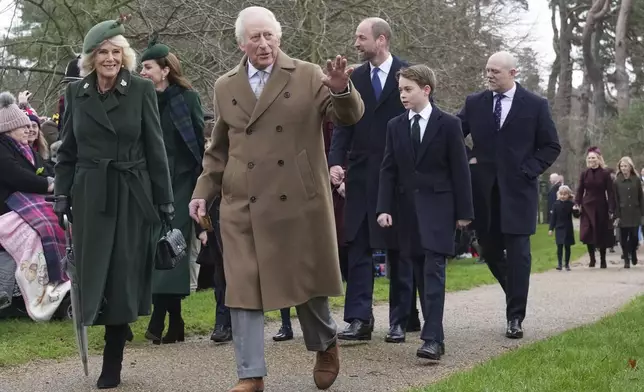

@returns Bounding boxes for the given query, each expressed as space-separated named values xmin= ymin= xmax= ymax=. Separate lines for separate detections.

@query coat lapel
xmin=481 ymin=90 xmax=496 ymax=133
xmin=375 ymin=56 xmax=402 ymax=109
xmin=500 ymin=83 xmax=524 ymax=130
xmin=415 ymin=105 xmax=442 ymax=165
xmin=353 ymin=65 xmax=375 ymax=107
xmin=247 ymin=52 xmax=294 ymax=127
xmin=227 ymin=59 xmax=258 ymax=118
xmin=103 ymin=70 xmax=131 ymax=114
xmin=76 ymin=72 xmax=115 ymax=134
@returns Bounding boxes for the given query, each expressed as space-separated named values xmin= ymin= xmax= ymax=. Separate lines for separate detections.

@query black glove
xmin=52 ymin=195 xmax=72 ymax=229
xmin=159 ymin=203 xmax=175 ymax=225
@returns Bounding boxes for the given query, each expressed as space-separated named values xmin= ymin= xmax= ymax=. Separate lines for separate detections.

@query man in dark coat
xmin=547 ymin=173 xmax=562 ymax=222
xmin=458 ymin=51 xmax=561 ymax=339
xmin=377 ymin=65 xmax=473 ymax=360
xmin=329 ymin=17 xmax=420 ymax=342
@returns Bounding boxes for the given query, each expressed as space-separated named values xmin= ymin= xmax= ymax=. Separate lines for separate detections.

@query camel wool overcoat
xmin=192 ymin=51 xmax=365 ymax=310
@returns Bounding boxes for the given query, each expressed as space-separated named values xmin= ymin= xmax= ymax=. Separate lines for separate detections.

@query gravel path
xmin=1 ymin=250 xmax=643 ymax=392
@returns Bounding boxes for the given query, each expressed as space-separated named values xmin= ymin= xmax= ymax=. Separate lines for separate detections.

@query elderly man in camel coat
xmin=188 ymin=6 xmax=364 ymax=392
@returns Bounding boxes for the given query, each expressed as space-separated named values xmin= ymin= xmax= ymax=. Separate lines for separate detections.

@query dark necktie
xmin=411 ymin=114 xmax=421 ymax=155
xmin=372 ymin=68 xmax=382 ymax=101
xmin=494 ymin=93 xmax=505 ymax=131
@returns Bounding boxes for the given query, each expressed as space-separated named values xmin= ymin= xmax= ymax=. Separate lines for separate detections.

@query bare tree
xmin=614 ymin=0 xmax=633 ymax=115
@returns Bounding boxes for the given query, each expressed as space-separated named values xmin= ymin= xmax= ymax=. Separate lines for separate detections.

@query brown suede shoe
xmin=228 ymin=378 xmax=264 ymax=392
xmin=313 ymin=343 xmax=340 ymax=390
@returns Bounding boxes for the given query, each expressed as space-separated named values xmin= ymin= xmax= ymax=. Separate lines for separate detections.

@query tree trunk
xmin=614 ymin=0 xmax=633 ymax=115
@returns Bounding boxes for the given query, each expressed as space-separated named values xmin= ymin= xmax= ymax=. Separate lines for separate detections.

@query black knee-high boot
xmin=97 ymin=324 xmax=128 ymax=389
xmin=162 ymin=295 xmax=185 ymax=344
xmin=587 ymin=244 xmax=596 ymax=267
xmin=146 ymin=294 xmax=167 ymax=344
xmin=599 ymin=247 xmax=607 ymax=268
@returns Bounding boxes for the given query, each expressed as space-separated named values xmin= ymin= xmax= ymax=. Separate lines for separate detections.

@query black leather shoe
xmin=210 ymin=325 xmax=232 ymax=343
xmin=338 ymin=319 xmax=372 ymax=341
xmin=416 ymin=341 xmax=444 ymax=360
xmin=384 ymin=324 xmax=405 ymax=343
xmin=272 ymin=325 xmax=294 ymax=342
xmin=162 ymin=318 xmax=185 ymax=344
xmin=506 ymin=319 xmax=523 ymax=339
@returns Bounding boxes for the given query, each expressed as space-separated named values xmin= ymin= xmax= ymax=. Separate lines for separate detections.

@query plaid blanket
xmin=5 ymin=192 xmax=65 ymax=283
xmin=167 ymin=85 xmax=203 ymax=171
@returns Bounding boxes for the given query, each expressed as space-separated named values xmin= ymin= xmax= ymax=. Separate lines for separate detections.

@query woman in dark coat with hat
xmin=53 ymin=18 xmax=173 ymax=388
xmin=139 ymin=37 xmax=205 ymax=345
xmin=574 ymin=147 xmax=615 ymax=268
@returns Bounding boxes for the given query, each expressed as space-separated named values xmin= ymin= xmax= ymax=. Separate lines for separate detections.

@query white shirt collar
xmin=247 ymin=60 xmax=274 ymax=79
xmin=370 ymin=54 xmax=393 ymax=75
xmin=493 ymin=83 xmax=516 ymax=99
xmin=408 ymin=103 xmax=433 ymax=121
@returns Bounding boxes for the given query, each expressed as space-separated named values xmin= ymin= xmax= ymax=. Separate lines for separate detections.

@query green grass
xmin=413 ymin=295 xmax=644 ymax=392
xmin=0 ymin=225 xmax=579 ymax=367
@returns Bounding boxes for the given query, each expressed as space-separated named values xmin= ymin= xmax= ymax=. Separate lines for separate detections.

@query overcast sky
xmin=0 ymin=0 xmax=560 ymax=85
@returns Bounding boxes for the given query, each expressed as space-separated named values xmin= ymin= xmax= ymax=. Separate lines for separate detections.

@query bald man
xmin=458 ymin=51 xmax=561 ymax=339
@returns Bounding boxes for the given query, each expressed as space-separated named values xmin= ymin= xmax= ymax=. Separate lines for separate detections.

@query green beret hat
xmin=141 ymin=33 xmax=170 ymax=62
xmin=82 ymin=17 xmax=128 ymax=54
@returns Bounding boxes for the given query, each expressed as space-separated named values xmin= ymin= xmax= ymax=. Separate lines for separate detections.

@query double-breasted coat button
xmin=246 ymin=129 xmax=253 ymax=135
xmin=278 ymin=160 xmax=284 ymax=166
xmin=232 ymin=99 xmax=237 ymax=105
xmin=280 ymin=194 xmax=287 ymax=201
xmin=250 ymin=196 xmax=257 ymax=203
xmin=284 ymin=92 xmax=290 ymax=98
xmin=248 ymin=162 xmax=255 ymax=169
xmin=276 ymin=125 xmax=283 ymax=132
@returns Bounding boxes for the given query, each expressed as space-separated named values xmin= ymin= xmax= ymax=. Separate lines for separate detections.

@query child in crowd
xmin=549 ymin=185 xmax=575 ymax=271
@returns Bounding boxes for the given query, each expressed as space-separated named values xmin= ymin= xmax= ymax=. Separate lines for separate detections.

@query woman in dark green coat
xmin=54 ymin=20 xmax=174 ymax=389
xmin=139 ymin=38 xmax=205 ymax=345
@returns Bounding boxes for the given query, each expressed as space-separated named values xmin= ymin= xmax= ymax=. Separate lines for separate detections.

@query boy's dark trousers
xmin=556 ymin=244 xmax=571 ymax=268
xmin=411 ymin=250 xmax=447 ymax=344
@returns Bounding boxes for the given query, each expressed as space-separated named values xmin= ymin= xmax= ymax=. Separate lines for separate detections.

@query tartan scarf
xmin=3 ymin=134 xmax=35 ymax=166
xmin=5 ymin=192 xmax=65 ymax=283
xmin=166 ymin=84 xmax=203 ymax=171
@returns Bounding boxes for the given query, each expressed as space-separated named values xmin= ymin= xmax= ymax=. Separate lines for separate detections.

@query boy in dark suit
xmin=377 ymin=65 xmax=473 ymax=360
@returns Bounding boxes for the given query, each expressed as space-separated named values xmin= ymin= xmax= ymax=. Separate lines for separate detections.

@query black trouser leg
xmin=599 ymin=247 xmax=607 ymax=268
xmin=556 ymin=244 xmax=563 ymax=268
xmin=279 ymin=308 xmax=292 ymax=328
xmin=564 ymin=245 xmax=571 ymax=267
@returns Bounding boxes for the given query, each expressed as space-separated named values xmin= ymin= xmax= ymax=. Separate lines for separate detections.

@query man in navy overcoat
xmin=457 ymin=51 xmax=561 ymax=338
xmin=329 ymin=17 xmax=421 ymax=342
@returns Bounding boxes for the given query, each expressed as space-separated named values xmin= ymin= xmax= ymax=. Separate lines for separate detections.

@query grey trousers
xmin=230 ymin=296 xmax=337 ymax=378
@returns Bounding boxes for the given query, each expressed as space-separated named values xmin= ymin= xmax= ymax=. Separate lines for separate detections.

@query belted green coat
xmin=151 ymin=85 xmax=204 ymax=296
xmin=54 ymin=69 xmax=173 ymax=326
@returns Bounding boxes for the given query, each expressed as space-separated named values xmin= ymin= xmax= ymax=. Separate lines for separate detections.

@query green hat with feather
xmin=82 ymin=15 xmax=130 ymax=54
xmin=141 ymin=33 xmax=170 ymax=62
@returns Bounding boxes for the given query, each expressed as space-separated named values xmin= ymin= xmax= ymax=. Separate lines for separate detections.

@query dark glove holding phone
xmin=52 ymin=195 xmax=72 ymax=229
xmin=159 ymin=203 xmax=175 ymax=225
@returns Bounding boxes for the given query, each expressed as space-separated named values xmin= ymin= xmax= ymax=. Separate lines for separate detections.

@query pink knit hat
xmin=0 ymin=92 xmax=32 ymax=134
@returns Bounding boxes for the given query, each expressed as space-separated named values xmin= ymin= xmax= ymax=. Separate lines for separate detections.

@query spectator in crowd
xmin=547 ymin=172 xmax=562 ymax=222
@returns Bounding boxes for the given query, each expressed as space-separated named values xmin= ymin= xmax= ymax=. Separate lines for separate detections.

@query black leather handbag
xmin=155 ymin=219 xmax=187 ymax=270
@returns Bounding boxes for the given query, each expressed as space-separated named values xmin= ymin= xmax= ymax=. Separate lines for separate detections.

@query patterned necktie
xmin=494 ymin=93 xmax=505 ymax=131
xmin=254 ymin=70 xmax=267 ymax=98
xmin=411 ymin=114 xmax=421 ymax=154
xmin=372 ymin=67 xmax=382 ymax=101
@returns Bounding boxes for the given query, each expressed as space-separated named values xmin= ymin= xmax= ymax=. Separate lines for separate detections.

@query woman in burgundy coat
xmin=574 ymin=147 xmax=615 ymax=268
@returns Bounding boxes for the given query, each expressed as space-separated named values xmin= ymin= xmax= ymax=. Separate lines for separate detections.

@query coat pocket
xmin=295 ymin=150 xmax=318 ymax=199
xmin=221 ymin=158 xmax=237 ymax=203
